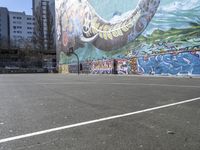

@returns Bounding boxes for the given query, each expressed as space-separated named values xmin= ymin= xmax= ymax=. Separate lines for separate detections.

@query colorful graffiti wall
xmin=116 ymin=59 xmax=131 ymax=74
xmin=59 ymin=64 xmax=69 ymax=74
xmin=91 ymin=60 xmax=113 ymax=74
xmin=137 ymin=50 xmax=200 ymax=75
xmin=56 ymin=0 xmax=200 ymax=76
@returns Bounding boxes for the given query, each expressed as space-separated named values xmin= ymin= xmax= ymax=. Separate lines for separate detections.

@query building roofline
xmin=0 ymin=7 xmax=8 ymax=11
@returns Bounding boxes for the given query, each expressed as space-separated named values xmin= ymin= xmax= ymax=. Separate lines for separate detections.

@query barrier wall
xmin=67 ymin=50 xmax=200 ymax=76
xmin=59 ymin=64 xmax=69 ymax=74
xmin=91 ymin=60 xmax=113 ymax=74
xmin=56 ymin=0 xmax=200 ymax=76
xmin=137 ymin=50 xmax=200 ymax=75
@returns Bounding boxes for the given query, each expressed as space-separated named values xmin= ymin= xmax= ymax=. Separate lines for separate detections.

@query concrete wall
xmin=56 ymin=0 xmax=200 ymax=76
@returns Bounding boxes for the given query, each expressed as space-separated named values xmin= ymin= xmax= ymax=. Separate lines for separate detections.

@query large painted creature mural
xmin=56 ymin=0 xmax=200 ymax=75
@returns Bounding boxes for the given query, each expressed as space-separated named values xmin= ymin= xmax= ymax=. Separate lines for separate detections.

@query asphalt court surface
xmin=0 ymin=74 xmax=199 ymax=150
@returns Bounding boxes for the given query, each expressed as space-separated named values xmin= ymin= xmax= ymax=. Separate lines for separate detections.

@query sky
xmin=0 ymin=0 xmax=32 ymax=15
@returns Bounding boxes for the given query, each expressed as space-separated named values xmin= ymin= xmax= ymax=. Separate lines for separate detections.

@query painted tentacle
xmin=80 ymin=0 xmax=160 ymax=51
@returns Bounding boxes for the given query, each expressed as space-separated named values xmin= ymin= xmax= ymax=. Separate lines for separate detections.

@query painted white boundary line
xmin=0 ymin=97 xmax=200 ymax=144
xmin=38 ymin=82 xmax=200 ymax=88
xmin=106 ymin=83 xmax=200 ymax=88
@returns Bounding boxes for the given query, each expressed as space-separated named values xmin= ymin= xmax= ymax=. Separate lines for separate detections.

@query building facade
xmin=0 ymin=7 xmax=9 ymax=49
xmin=9 ymin=11 xmax=34 ymax=48
xmin=32 ymin=0 xmax=56 ymax=70
xmin=32 ymin=0 xmax=55 ymax=50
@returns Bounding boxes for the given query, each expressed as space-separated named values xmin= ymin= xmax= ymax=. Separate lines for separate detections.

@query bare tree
xmin=33 ymin=2 xmax=55 ymax=51
xmin=0 ymin=36 xmax=9 ymax=49
xmin=10 ymin=38 xmax=20 ymax=49
xmin=46 ymin=3 xmax=55 ymax=50
xmin=19 ymin=37 xmax=43 ymax=68
xmin=32 ymin=5 xmax=45 ymax=50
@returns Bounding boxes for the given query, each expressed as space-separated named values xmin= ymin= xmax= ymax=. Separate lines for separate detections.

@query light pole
xmin=68 ymin=47 xmax=80 ymax=75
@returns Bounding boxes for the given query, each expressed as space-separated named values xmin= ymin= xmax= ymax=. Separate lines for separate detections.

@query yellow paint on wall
xmin=59 ymin=65 xmax=69 ymax=74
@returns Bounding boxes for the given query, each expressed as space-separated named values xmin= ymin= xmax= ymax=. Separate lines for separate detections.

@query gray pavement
xmin=0 ymin=74 xmax=199 ymax=150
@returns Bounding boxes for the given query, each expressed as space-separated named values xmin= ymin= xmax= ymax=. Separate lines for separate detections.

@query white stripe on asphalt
xmin=106 ymin=83 xmax=200 ymax=88
xmin=38 ymin=82 xmax=200 ymax=88
xmin=0 ymin=97 xmax=200 ymax=144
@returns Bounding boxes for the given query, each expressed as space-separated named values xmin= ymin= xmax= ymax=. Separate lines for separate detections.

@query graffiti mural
xmin=56 ymin=0 xmax=200 ymax=76
xmin=91 ymin=60 xmax=113 ymax=74
xmin=56 ymin=0 xmax=160 ymax=51
xmin=130 ymin=57 xmax=138 ymax=74
xmin=137 ymin=50 xmax=200 ymax=75
xmin=116 ymin=59 xmax=131 ymax=74
xmin=59 ymin=64 xmax=69 ymax=74
xmin=68 ymin=62 xmax=92 ymax=73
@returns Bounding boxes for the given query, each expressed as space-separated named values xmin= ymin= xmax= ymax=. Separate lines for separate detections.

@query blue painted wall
xmin=137 ymin=51 xmax=200 ymax=75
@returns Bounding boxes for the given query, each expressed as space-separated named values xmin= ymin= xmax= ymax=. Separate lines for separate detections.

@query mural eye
xmin=83 ymin=26 xmax=89 ymax=32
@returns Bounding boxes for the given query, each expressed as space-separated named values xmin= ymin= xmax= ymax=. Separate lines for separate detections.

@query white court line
xmin=0 ymin=97 xmax=200 ymax=144
xmin=106 ymin=83 xmax=200 ymax=88
xmin=38 ymin=82 xmax=200 ymax=88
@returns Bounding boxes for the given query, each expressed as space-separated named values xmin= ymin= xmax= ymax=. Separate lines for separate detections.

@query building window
xmin=13 ymin=16 xmax=16 ymax=19
xmin=16 ymin=21 xmax=22 ymax=24
xmin=17 ymin=31 xmax=22 ymax=33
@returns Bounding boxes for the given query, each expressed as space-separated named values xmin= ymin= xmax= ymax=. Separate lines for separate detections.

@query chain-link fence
xmin=0 ymin=60 xmax=57 ymax=73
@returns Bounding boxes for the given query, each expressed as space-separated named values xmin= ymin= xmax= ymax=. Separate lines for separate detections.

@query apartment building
xmin=9 ymin=11 xmax=34 ymax=48
xmin=32 ymin=0 xmax=55 ymax=50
